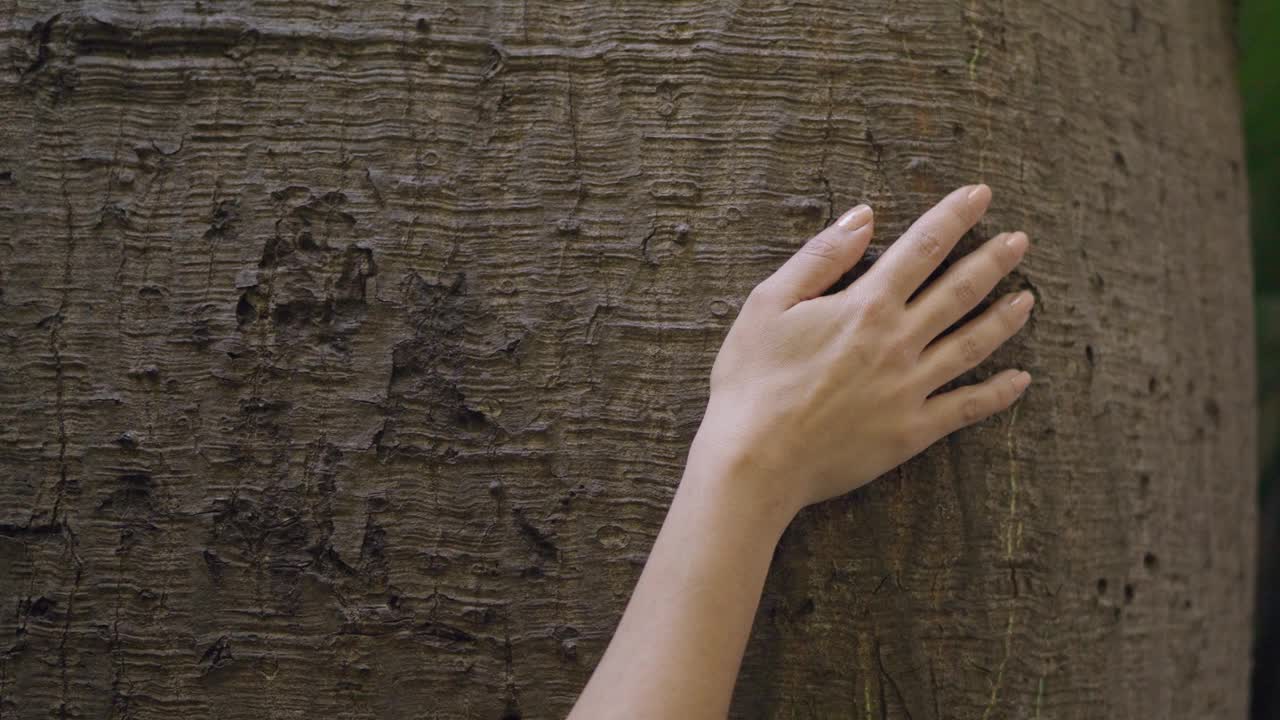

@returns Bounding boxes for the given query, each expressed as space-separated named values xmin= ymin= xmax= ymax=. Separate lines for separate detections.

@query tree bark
xmin=0 ymin=2 xmax=1255 ymax=718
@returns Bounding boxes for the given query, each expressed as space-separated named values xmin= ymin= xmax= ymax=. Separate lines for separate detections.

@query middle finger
xmin=905 ymin=231 xmax=1029 ymax=345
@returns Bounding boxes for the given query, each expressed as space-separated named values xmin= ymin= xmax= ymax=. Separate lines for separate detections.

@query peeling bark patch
xmin=595 ymin=524 xmax=628 ymax=550
xmin=198 ymin=636 xmax=235 ymax=675
xmin=513 ymin=508 xmax=558 ymax=560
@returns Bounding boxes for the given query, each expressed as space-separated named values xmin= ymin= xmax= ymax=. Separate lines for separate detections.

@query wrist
xmin=679 ymin=433 xmax=800 ymax=542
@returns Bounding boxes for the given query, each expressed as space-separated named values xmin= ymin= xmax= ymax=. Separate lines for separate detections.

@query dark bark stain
xmin=21 ymin=13 xmax=61 ymax=78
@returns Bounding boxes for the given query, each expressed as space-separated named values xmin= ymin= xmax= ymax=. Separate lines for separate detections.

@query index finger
xmin=861 ymin=184 xmax=992 ymax=301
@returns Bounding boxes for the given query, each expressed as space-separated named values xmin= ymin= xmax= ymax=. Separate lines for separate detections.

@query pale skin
xmin=568 ymin=184 xmax=1035 ymax=720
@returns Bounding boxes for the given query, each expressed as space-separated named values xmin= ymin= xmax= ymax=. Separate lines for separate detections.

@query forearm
xmin=568 ymin=444 xmax=794 ymax=720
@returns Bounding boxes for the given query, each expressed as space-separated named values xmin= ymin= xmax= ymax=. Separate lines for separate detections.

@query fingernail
xmin=967 ymin=183 xmax=991 ymax=203
xmin=1009 ymin=289 xmax=1034 ymax=309
xmin=1005 ymin=231 xmax=1029 ymax=254
xmin=1012 ymin=371 xmax=1032 ymax=394
xmin=836 ymin=204 xmax=873 ymax=230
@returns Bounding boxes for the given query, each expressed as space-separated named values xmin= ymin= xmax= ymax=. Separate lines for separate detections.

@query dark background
xmin=1241 ymin=0 xmax=1280 ymax=715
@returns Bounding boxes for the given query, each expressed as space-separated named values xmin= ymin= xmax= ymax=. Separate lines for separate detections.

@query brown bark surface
xmin=0 ymin=1 xmax=1256 ymax=718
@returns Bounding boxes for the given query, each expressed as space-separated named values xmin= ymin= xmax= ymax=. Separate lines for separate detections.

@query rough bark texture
xmin=0 ymin=1 xmax=1256 ymax=718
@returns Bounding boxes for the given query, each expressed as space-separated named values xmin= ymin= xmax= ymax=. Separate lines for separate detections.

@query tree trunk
xmin=0 ymin=2 xmax=1255 ymax=718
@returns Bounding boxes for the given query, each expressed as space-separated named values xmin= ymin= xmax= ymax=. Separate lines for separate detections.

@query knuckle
xmin=960 ymin=335 xmax=985 ymax=364
xmin=952 ymin=278 xmax=979 ymax=306
xmin=842 ymin=337 xmax=878 ymax=369
xmin=884 ymin=336 xmax=917 ymax=367
xmin=960 ymin=396 xmax=984 ymax=425
xmin=801 ymin=236 xmax=840 ymax=262
xmin=853 ymin=294 xmax=891 ymax=325
xmin=913 ymin=230 xmax=944 ymax=260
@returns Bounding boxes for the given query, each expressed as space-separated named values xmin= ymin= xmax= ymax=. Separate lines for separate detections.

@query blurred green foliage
xmin=1242 ymin=0 xmax=1280 ymax=495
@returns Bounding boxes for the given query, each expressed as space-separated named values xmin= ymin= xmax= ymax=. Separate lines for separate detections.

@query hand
xmin=569 ymin=186 xmax=1032 ymax=719
xmin=690 ymin=184 xmax=1033 ymax=519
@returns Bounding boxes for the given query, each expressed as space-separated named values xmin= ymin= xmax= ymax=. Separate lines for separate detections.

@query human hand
xmin=689 ymin=184 xmax=1033 ymax=520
